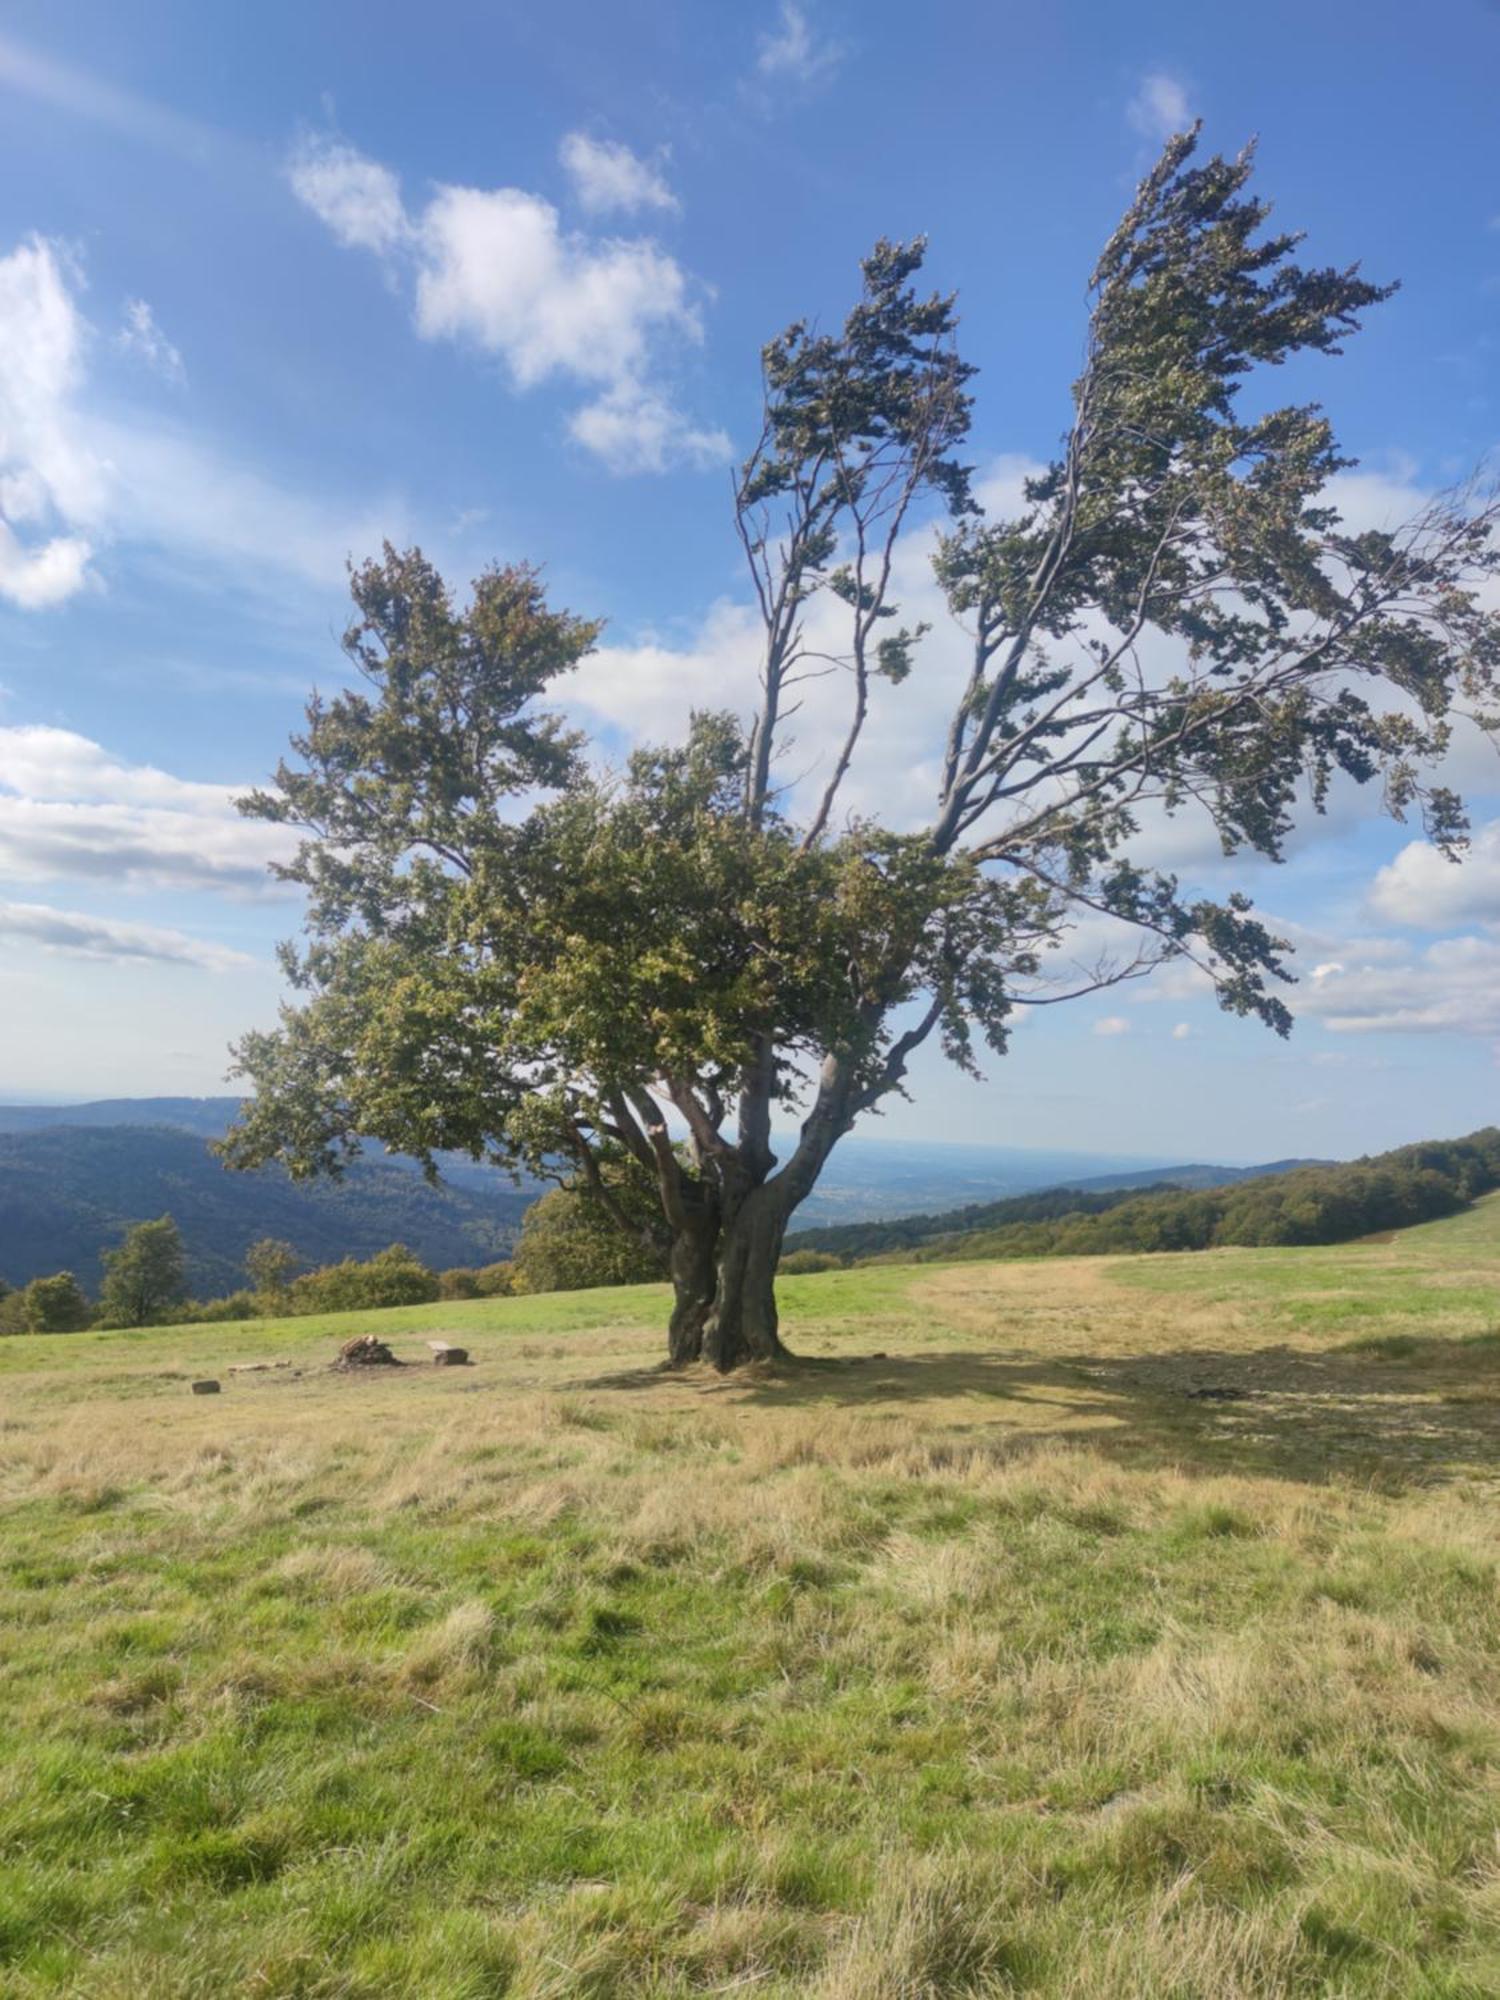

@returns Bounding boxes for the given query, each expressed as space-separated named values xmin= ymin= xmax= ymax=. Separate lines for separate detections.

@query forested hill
xmin=0 ymin=1126 xmax=531 ymax=1295
xmin=788 ymin=1132 xmax=1500 ymax=1266
xmin=786 ymin=1156 xmax=1331 ymax=1259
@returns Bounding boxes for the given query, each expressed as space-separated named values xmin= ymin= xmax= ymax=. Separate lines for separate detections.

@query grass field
xmin=2 ymin=1204 xmax=1498 ymax=1997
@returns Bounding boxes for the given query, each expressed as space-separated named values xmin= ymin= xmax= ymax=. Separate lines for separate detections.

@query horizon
xmin=1 ymin=1 xmax=1497 ymax=1161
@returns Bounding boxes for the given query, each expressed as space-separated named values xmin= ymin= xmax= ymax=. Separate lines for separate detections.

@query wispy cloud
xmin=0 ymin=232 xmax=402 ymax=609
xmin=1127 ymin=71 xmax=1193 ymax=142
xmin=289 ymin=132 xmax=728 ymax=474
xmin=0 ymin=897 xmax=252 ymax=969
xmin=0 ymin=30 xmax=219 ymax=161
xmin=755 ymin=2 xmax=844 ymax=90
xmin=117 ymin=298 xmax=185 ymax=384
xmin=559 ymin=133 xmax=680 ymax=218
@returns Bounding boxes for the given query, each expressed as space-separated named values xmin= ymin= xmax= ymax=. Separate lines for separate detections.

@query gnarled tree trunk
xmin=703 ymin=1183 xmax=792 ymax=1372
xmin=667 ymin=1207 xmax=719 ymax=1367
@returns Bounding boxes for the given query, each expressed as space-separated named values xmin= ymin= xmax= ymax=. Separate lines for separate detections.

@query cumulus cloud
xmin=1127 ymin=71 xmax=1193 ymax=141
xmin=1171 ymin=1022 xmax=1194 ymax=1040
xmin=1093 ymin=1016 xmax=1131 ymax=1037
xmin=1369 ymin=819 xmax=1500 ymax=931
xmin=755 ymin=2 xmax=843 ymax=89
xmin=117 ymin=297 xmax=184 ymax=383
xmin=0 ymin=898 xmax=252 ymax=969
xmin=0 ymin=726 xmax=294 ymax=894
xmin=1297 ymin=935 xmax=1500 ymax=1037
xmin=559 ymin=133 xmax=679 ymax=217
xmin=289 ymin=133 xmax=724 ymax=474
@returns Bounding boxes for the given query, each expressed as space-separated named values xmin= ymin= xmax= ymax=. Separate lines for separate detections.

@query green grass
xmin=2 ymin=1209 xmax=1499 ymax=1995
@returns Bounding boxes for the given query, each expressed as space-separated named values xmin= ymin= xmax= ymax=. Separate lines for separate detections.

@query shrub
xmin=779 ymin=1249 xmax=843 ymax=1275
xmin=22 ymin=1271 xmax=92 ymax=1333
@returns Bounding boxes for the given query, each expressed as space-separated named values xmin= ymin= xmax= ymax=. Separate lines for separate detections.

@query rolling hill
xmin=0 ymin=1125 xmax=532 ymax=1295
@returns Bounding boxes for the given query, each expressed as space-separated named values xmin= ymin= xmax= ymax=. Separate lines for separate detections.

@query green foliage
xmin=20 ymin=1270 xmax=92 ymax=1333
xmin=244 ymin=1236 xmax=301 ymax=1304
xmin=97 ymin=1216 xmax=186 ymax=1329
xmin=778 ymin=1248 xmax=844 ymax=1275
xmin=437 ymin=1266 xmax=481 ymax=1300
xmin=473 ymin=1259 xmax=516 ymax=1297
xmin=512 ymin=1185 xmax=666 ymax=1295
xmin=289 ymin=1243 xmax=440 ymax=1314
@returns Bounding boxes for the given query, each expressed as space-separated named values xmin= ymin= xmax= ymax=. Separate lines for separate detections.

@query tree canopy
xmin=225 ymin=131 xmax=1500 ymax=1370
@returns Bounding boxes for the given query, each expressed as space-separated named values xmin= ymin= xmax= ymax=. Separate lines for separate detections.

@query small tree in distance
xmin=224 ymin=132 xmax=1500 ymax=1371
xmin=98 ymin=1217 xmax=187 ymax=1329
xmin=22 ymin=1271 xmax=92 ymax=1333
xmin=245 ymin=1236 xmax=301 ymax=1310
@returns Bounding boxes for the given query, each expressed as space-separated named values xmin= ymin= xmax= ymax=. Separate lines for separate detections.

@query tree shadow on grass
xmin=575 ymin=1334 xmax=1500 ymax=1489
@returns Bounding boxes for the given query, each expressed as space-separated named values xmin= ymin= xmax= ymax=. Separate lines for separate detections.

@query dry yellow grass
xmin=1 ymin=1211 xmax=1497 ymax=1994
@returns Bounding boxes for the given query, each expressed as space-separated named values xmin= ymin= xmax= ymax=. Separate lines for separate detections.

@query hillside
xmin=786 ymin=1152 xmax=1334 ymax=1259
xmin=0 ymin=1125 xmax=531 ymax=1294
xmin=1 ymin=1204 xmax=1495 ymax=1995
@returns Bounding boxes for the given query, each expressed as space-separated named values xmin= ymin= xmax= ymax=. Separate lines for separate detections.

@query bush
xmin=179 ymin=1290 xmax=262 ymax=1323
xmin=512 ymin=1187 xmax=664 ymax=1294
xmin=289 ymin=1243 xmax=440 ymax=1313
xmin=474 ymin=1261 xmax=516 ymax=1297
xmin=779 ymin=1248 xmax=843 ymax=1275
xmin=21 ymin=1271 xmax=92 ymax=1333
xmin=438 ymin=1267 xmax=482 ymax=1300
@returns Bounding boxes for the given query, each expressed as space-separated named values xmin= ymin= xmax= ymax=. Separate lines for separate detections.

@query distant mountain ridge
xmin=0 ymin=1124 xmax=532 ymax=1295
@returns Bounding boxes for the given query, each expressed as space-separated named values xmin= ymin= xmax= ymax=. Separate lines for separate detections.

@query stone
xmin=431 ymin=1345 xmax=469 ymax=1367
xmin=191 ymin=1379 xmax=221 ymax=1396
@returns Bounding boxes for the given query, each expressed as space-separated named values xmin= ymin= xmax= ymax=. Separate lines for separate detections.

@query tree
xmin=223 ymin=132 xmax=1500 ymax=1371
xmin=98 ymin=1216 xmax=187 ymax=1328
xmin=512 ymin=1182 xmax=667 ymax=1295
xmin=22 ymin=1271 xmax=92 ymax=1333
xmin=245 ymin=1236 xmax=301 ymax=1308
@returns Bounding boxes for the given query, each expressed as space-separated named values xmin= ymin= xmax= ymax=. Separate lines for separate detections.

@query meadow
xmin=2 ymin=1205 xmax=1498 ymax=1997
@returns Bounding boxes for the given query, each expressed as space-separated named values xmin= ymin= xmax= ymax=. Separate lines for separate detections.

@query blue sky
xmin=0 ymin=0 xmax=1496 ymax=1161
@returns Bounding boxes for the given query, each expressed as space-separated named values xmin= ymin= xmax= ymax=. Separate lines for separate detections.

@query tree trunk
xmin=703 ymin=1185 xmax=791 ymax=1373
xmin=667 ymin=1210 xmax=718 ymax=1368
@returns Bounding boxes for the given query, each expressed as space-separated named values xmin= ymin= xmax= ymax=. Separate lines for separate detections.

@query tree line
xmin=791 ymin=1130 xmax=1500 ymax=1268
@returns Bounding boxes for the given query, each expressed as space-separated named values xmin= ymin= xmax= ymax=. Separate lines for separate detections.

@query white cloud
xmin=0 ymin=235 xmax=107 ymax=607
xmin=0 ymin=898 xmax=251 ymax=969
xmin=1298 ymin=935 xmax=1500 ymax=1037
xmin=1093 ymin=1015 xmax=1131 ymax=1036
xmin=568 ymin=384 xmax=729 ymax=474
xmin=0 ymin=726 xmax=294 ymax=894
xmin=117 ymin=298 xmax=184 ymax=383
xmin=1370 ymin=819 xmax=1500 ymax=931
xmin=287 ymin=135 xmax=409 ymax=253
xmin=0 ymin=231 xmax=399 ymax=609
xmin=1127 ymin=71 xmax=1193 ymax=142
xmin=1171 ymin=1022 xmax=1194 ymax=1040
xmin=291 ymin=134 xmax=720 ymax=474
xmin=560 ymin=133 xmax=679 ymax=217
xmin=755 ymin=3 xmax=843 ymax=88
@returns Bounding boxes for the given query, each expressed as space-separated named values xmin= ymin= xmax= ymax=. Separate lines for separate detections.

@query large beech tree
xmin=225 ymin=135 xmax=1500 ymax=1370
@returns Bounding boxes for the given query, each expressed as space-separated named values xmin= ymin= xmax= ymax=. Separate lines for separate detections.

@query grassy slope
xmin=1 ymin=1210 xmax=1498 ymax=1997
